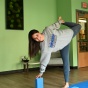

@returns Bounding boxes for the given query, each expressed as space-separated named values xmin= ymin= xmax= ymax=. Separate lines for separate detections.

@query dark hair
xmin=28 ymin=29 xmax=40 ymax=59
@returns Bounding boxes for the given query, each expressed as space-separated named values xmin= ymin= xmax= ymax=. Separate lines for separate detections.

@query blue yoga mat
xmin=35 ymin=78 xmax=44 ymax=88
xmin=69 ymin=80 xmax=88 ymax=88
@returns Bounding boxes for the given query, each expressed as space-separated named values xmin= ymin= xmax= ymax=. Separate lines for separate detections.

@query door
xmin=76 ymin=10 xmax=88 ymax=68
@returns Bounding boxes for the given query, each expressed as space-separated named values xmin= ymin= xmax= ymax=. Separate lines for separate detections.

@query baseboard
xmin=49 ymin=65 xmax=78 ymax=69
xmin=70 ymin=66 xmax=78 ymax=69
xmin=0 ymin=69 xmax=23 ymax=75
xmin=0 ymin=66 xmax=78 ymax=75
xmin=0 ymin=67 xmax=40 ymax=75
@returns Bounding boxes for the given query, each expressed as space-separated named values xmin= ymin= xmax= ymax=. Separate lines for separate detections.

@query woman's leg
xmin=60 ymin=44 xmax=70 ymax=83
xmin=62 ymin=22 xmax=81 ymax=37
xmin=60 ymin=22 xmax=81 ymax=87
xmin=60 ymin=44 xmax=70 ymax=88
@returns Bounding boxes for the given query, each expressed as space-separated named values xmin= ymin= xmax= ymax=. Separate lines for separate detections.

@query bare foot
xmin=63 ymin=82 xmax=69 ymax=88
xmin=58 ymin=16 xmax=65 ymax=23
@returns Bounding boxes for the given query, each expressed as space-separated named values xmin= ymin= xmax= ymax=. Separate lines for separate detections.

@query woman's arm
xmin=36 ymin=52 xmax=51 ymax=78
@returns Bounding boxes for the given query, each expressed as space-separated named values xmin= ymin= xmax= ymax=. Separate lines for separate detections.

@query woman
xmin=28 ymin=17 xmax=81 ymax=88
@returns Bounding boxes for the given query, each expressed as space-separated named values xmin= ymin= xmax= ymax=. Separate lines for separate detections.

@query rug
xmin=69 ymin=80 xmax=88 ymax=88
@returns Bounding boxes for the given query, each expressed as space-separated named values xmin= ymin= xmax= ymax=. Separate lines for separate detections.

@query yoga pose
xmin=28 ymin=17 xmax=81 ymax=88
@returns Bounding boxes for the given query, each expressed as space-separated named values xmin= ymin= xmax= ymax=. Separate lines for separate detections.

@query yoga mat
xmin=69 ymin=80 xmax=88 ymax=88
xmin=35 ymin=77 xmax=44 ymax=88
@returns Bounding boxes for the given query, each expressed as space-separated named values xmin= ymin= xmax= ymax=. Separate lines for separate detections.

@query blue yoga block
xmin=35 ymin=78 xmax=44 ymax=88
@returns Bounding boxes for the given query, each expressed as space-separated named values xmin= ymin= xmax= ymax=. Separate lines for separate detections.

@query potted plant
xmin=21 ymin=56 xmax=29 ymax=62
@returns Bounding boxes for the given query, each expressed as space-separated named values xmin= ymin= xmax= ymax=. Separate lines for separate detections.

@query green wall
xmin=0 ymin=0 xmax=57 ymax=72
xmin=57 ymin=0 xmax=72 ymax=21
xmin=57 ymin=0 xmax=73 ymax=66
xmin=1 ymin=0 xmax=88 ymax=72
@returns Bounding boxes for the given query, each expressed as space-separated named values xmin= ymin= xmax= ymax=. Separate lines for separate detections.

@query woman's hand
xmin=58 ymin=16 xmax=65 ymax=23
xmin=36 ymin=73 xmax=43 ymax=78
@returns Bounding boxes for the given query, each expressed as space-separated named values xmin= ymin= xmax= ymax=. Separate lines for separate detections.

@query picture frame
xmin=5 ymin=0 xmax=24 ymax=30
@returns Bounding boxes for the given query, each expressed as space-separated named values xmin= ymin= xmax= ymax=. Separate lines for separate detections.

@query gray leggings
xmin=60 ymin=22 xmax=81 ymax=82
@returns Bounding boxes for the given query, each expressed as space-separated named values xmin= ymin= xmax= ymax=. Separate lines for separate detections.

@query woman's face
xmin=32 ymin=33 xmax=44 ymax=42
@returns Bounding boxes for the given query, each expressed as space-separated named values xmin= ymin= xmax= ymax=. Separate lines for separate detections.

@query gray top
xmin=39 ymin=21 xmax=74 ymax=75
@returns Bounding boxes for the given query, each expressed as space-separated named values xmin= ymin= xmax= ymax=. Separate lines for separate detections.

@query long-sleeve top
xmin=39 ymin=21 xmax=74 ymax=75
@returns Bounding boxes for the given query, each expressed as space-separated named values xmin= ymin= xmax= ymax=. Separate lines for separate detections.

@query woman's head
xmin=28 ymin=29 xmax=42 ymax=59
xmin=29 ymin=29 xmax=44 ymax=42
xmin=29 ymin=29 xmax=39 ymax=41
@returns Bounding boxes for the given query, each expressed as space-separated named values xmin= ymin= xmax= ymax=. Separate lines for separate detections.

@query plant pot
xmin=22 ymin=59 xmax=29 ymax=62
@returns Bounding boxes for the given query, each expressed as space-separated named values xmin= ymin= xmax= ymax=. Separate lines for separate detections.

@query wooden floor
xmin=0 ymin=66 xmax=88 ymax=88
